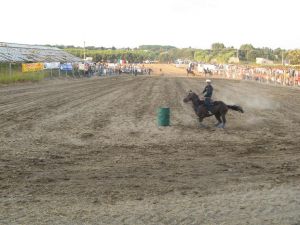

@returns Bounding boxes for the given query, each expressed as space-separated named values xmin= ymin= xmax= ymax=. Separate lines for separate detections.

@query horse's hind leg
xmin=219 ymin=113 xmax=227 ymax=128
xmin=214 ymin=113 xmax=222 ymax=127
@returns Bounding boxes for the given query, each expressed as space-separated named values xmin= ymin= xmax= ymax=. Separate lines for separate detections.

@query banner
xmin=44 ymin=62 xmax=60 ymax=69
xmin=60 ymin=63 xmax=73 ymax=71
xmin=79 ymin=63 xmax=89 ymax=71
xmin=118 ymin=59 xmax=126 ymax=64
xmin=22 ymin=63 xmax=44 ymax=73
xmin=78 ymin=63 xmax=85 ymax=71
xmin=84 ymin=57 xmax=93 ymax=62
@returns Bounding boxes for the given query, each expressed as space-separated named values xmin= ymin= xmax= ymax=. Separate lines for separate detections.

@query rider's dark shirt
xmin=202 ymin=84 xmax=213 ymax=98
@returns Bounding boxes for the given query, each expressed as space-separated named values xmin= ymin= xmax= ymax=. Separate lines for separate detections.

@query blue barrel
xmin=157 ymin=107 xmax=170 ymax=126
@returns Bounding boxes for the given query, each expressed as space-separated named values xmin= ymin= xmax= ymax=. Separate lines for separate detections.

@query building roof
xmin=0 ymin=42 xmax=82 ymax=63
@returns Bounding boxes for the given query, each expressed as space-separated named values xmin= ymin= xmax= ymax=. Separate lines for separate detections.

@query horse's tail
xmin=227 ymin=105 xmax=244 ymax=113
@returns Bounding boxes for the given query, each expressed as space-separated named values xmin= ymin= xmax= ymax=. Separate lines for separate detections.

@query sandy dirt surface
xmin=147 ymin=64 xmax=188 ymax=76
xmin=1 ymin=74 xmax=300 ymax=224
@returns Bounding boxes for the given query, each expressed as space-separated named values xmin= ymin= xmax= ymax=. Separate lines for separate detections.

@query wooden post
xmin=72 ymin=66 xmax=75 ymax=78
xmin=9 ymin=63 xmax=12 ymax=77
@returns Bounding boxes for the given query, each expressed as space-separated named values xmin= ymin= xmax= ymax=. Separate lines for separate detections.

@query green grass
xmin=0 ymin=63 xmax=50 ymax=84
xmin=0 ymin=72 xmax=45 ymax=84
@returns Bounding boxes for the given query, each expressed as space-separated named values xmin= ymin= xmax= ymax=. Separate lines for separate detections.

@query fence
xmin=0 ymin=62 xmax=152 ymax=83
xmin=195 ymin=64 xmax=300 ymax=87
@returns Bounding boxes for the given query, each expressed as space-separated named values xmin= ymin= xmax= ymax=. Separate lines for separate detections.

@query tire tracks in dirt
xmin=0 ymin=77 xmax=134 ymax=114
xmin=1 ymin=76 xmax=300 ymax=225
xmin=0 ymin=77 xmax=139 ymax=130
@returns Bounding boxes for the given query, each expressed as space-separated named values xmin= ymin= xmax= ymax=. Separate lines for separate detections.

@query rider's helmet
xmin=206 ymin=79 xmax=211 ymax=83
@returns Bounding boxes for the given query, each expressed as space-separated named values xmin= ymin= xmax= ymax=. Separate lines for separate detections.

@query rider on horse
xmin=202 ymin=79 xmax=213 ymax=113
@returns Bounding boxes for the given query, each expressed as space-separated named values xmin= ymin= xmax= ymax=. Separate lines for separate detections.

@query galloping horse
xmin=186 ymin=68 xmax=195 ymax=76
xmin=183 ymin=90 xmax=244 ymax=128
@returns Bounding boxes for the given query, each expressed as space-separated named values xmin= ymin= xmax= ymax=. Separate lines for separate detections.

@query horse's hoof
xmin=199 ymin=123 xmax=207 ymax=128
xmin=217 ymin=123 xmax=224 ymax=128
xmin=215 ymin=123 xmax=220 ymax=127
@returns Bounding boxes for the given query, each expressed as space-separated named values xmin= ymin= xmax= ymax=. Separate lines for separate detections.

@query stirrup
xmin=206 ymin=109 xmax=213 ymax=116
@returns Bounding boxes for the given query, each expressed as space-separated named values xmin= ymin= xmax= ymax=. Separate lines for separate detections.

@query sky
xmin=1 ymin=0 xmax=299 ymax=49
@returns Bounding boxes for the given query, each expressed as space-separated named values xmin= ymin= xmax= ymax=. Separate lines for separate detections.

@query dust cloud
xmin=217 ymin=87 xmax=280 ymax=111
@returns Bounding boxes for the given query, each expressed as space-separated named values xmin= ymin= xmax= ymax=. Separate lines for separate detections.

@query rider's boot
xmin=204 ymin=98 xmax=212 ymax=115
xmin=205 ymin=105 xmax=211 ymax=115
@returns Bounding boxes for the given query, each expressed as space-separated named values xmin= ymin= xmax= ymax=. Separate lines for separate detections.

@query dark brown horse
xmin=186 ymin=68 xmax=195 ymax=76
xmin=183 ymin=90 xmax=244 ymax=128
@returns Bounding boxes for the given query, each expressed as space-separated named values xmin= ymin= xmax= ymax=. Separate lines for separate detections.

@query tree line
xmin=49 ymin=44 xmax=300 ymax=65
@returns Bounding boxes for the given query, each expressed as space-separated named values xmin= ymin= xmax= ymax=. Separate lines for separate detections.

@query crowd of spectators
xmin=195 ymin=63 xmax=300 ymax=87
xmin=73 ymin=62 xmax=152 ymax=77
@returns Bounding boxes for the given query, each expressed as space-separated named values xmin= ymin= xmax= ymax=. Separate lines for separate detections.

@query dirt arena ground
xmin=1 ymin=73 xmax=300 ymax=224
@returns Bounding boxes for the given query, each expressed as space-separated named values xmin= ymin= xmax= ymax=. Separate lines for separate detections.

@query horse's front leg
xmin=198 ymin=117 xmax=207 ymax=128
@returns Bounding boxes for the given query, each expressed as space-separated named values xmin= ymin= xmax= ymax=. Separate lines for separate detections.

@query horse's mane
xmin=191 ymin=92 xmax=204 ymax=106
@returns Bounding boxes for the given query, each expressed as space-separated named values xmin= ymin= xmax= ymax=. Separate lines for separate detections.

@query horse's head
xmin=183 ymin=90 xmax=196 ymax=103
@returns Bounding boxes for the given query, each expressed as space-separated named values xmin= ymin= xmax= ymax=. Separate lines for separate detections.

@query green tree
xmin=286 ymin=50 xmax=300 ymax=65
xmin=239 ymin=44 xmax=255 ymax=61
xmin=159 ymin=52 xmax=171 ymax=63
xmin=194 ymin=50 xmax=207 ymax=62
xmin=211 ymin=43 xmax=225 ymax=51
